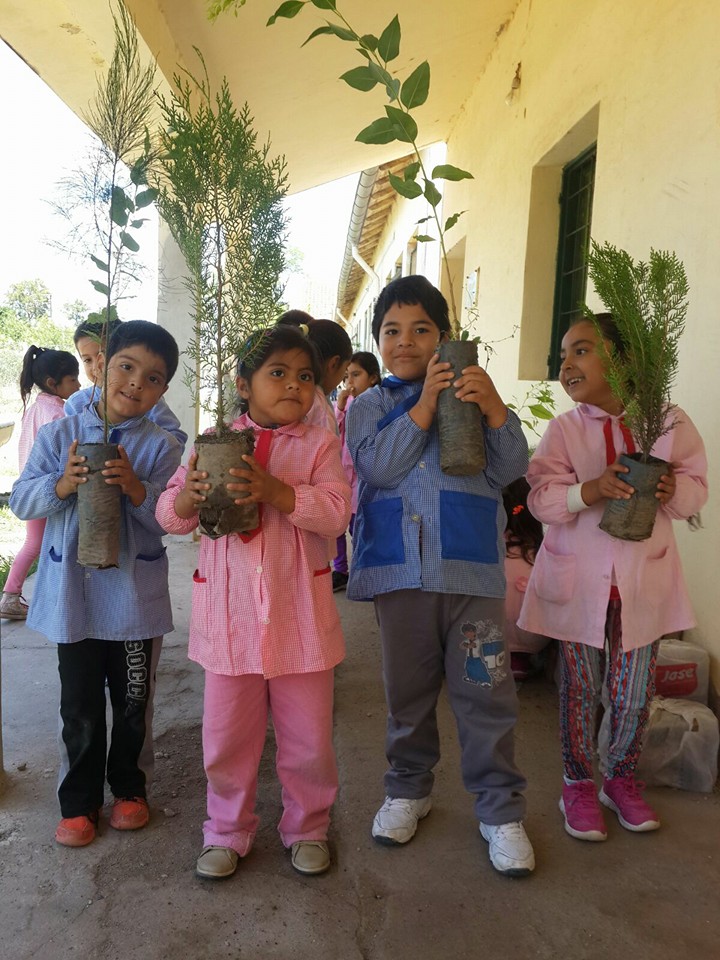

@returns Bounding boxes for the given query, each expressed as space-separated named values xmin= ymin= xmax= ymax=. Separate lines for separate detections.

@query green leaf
xmin=404 ymin=161 xmax=421 ymax=182
xmin=120 ymin=231 xmax=140 ymax=252
xmin=359 ymin=34 xmax=378 ymax=51
xmin=387 ymin=78 xmax=401 ymax=101
xmin=416 ymin=234 xmax=435 ymax=243
xmin=135 ymin=187 xmax=158 ymax=208
xmin=110 ymin=186 xmax=129 ymax=227
xmin=325 ymin=23 xmax=356 ymax=41
xmin=367 ymin=62 xmax=394 ymax=89
xmin=385 ymin=105 xmax=417 ymax=143
xmin=267 ymin=1 xmax=305 ymax=26
xmin=528 ymin=403 xmax=555 ymax=420
xmin=90 ymin=255 xmax=109 ymax=272
xmin=340 ymin=66 xmax=378 ymax=92
xmin=388 ymin=172 xmax=423 ymax=199
xmin=378 ymin=14 xmax=401 ymax=62
xmin=423 ymin=179 xmax=442 ymax=207
xmin=302 ymin=25 xmax=335 ymax=44
xmin=90 ymin=280 xmax=110 ymax=295
xmin=310 ymin=0 xmax=335 ymax=7
xmin=415 ymin=215 xmax=433 ymax=225
xmin=444 ymin=210 xmax=467 ymax=231
xmin=432 ymin=163 xmax=474 ymax=181
xmin=356 ymin=117 xmax=398 ymax=145
xmin=129 ymin=158 xmax=148 ymax=186
xmin=130 ymin=218 xmax=149 ymax=228
xmin=400 ymin=61 xmax=430 ymax=109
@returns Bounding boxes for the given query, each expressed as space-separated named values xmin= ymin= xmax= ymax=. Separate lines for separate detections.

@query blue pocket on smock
xmin=353 ymin=497 xmax=405 ymax=569
xmin=439 ymin=490 xmax=498 ymax=563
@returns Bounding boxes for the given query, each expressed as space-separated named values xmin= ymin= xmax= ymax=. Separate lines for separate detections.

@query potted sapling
xmin=155 ymin=51 xmax=288 ymax=538
xmin=583 ymin=241 xmax=689 ymax=541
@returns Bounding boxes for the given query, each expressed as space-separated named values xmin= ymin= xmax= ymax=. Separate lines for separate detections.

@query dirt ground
xmin=0 ymin=538 xmax=719 ymax=960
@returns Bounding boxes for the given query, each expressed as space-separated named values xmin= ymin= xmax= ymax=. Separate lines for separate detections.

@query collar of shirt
xmin=382 ymin=375 xmax=424 ymax=389
xmin=232 ymin=413 xmax=308 ymax=438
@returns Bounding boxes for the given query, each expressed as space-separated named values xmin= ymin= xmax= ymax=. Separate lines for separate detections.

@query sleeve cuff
xmin=567 ymin=483 xmax=590 ymax=513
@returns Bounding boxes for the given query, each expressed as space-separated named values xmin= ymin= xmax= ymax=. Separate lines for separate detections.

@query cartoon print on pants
xmin=460 ymin=619 xmax=507 ymax=687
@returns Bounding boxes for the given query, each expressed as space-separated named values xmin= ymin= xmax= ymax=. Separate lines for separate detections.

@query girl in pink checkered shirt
xmin=157 ymin=324 xmax=351 ymax=881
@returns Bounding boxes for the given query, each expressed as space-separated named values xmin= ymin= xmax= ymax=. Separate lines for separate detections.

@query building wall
xmin=348 ymin=0 xmax=720 ymax=676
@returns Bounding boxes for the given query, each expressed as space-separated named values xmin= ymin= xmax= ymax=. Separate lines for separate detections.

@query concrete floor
xmin=0 ymin=538 xmax=718 ymax=960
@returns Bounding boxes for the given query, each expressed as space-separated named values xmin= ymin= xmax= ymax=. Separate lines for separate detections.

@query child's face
xmin=236 ymin=347 xmax=317 ymax=427
xmin=76 ymin=336 xmax=102 ymax=385
xmin=378 ymin=302 xmax=444 ymax=382
xmin=322 ymin=355 xmax=350 ymax=395
xmin=346 ymin=361 xmax=378 ymax=397
xmin=559 ymin=321 xmax=621 ymax=414
xmin=52 ymin=373 xmax=82 ymax=401
xmin=98 ymin=345 xmax=169 ymax=424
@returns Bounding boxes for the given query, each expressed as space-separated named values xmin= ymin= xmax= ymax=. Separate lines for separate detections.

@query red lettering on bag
xmin=655 ymin=663 xmax=697 ymax=697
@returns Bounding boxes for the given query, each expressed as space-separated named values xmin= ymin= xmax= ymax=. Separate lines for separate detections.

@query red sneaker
xmin=110 ymin=797 xmax=149 ymax=831
xmin=599 ymin=776 xmax=660 ymax=832
xmin=55 ymin=813 xmax=98 ymax=847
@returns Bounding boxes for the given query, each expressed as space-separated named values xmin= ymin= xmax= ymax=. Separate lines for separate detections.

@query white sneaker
xmin=479 ymin=821 xmax=535 ymax=876
xmin=372 ymin=795 xmax=432 ymax=845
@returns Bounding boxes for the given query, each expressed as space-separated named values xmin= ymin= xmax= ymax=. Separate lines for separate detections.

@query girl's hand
xmin=409 ymin=353 xmax=454 ymax=429
xmin=227 ymin=456 xmax=296 ymax=514
xmin=656 ymin=467 xmax=676 ymax=503
xmin=102 ymin=445 xmax=145 ymax=506
xmin=174 ymin=453 xmax=210 ymax=518
xmin=336 ymin=386 xmax=351 ymax=410
xmin=453 ymin=365 xmax=508 ymax=428
xmin=581 ymin=461 xmax=634 ymax=506
xmin=56 ymin=439 xmax=88 ymax=500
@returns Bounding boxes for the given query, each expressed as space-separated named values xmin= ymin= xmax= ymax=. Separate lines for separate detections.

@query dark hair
xmin=503 ymin=477 xmax=544 ymax=565
xmin=106 ymin=320 xmax=179 ymax=382
xmin=461 ymin=622 xmax=477 ymax=634
xmin=372 ymin=274 xmax=451 ymax=344
xmin=236 ymin=324 xmax=323 ymax=415
xmin=349 ymin=351 xmax=381 ymax=383
xmin=73 ymin=316 xmax=123 ymax=346
xmin=575 ymin=311 xmax=625 ymax=358
xmin=281 ymin=314 xmax=353 ymax=365
xmin=20 ymin=346 xmax=79 ymax=412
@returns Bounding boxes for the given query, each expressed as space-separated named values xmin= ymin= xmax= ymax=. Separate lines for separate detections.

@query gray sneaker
xmin=479 ymin=821 xmax=535 ymax=876
xmin=372 ymin=795 xmax=432 ymax=845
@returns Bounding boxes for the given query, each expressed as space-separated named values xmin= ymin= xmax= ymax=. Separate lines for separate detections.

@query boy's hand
xmin=228 ymin=456 xmax=296 ymax=515
xmin=56 ymin=440 xmax=88 ymax=500
xmin=453 ymin=365 xmax=508 ymax=428
xmin=581 ymin=462 xmax=634 ymax=506
xmin=409 ymin=353 xmax=454 ymax=430
xmin=102 ymin=445 xmax=145 ymax=506
xmin=656 ymin=466 xmax=676 ymax=503
xmin=174 ymin=453 xmax=210 ymax=519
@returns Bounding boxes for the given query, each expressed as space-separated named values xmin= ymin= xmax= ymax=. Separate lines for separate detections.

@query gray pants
xmin=374 ymin=590 xmax=526 ymax=825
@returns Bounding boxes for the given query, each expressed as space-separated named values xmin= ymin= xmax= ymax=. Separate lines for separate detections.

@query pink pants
xmin=202 ymin=669 xmax=338 ymax=856
xmin=5 ymin=518 xmax=45 ymax=595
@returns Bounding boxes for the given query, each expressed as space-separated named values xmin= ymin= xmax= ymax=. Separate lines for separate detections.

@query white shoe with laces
xmin=479 ymin=821 xmax=535 ymax=876
xmin=371 ymin=795 xmax=432 ymax=845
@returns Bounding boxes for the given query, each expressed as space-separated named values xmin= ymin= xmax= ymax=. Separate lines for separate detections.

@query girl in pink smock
xmin=518 ymin=314 xmax=707 ymax=843
xmin=1 ymin=346 xmax=80 ymax=619
xmin=156 ymin=325 xmax=350 ymax=881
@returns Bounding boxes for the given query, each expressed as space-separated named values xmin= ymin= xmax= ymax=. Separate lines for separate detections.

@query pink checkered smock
xmin=156 ymin=414 xmax=351 ymax=678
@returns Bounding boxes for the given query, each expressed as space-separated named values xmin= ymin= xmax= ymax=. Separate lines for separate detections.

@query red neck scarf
xmin=603 ymin=417 xmax=635 ymax=466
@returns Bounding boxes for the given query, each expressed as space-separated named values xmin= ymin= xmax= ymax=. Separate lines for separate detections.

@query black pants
xmin=57 ymin=637 xmax=159 ymax=818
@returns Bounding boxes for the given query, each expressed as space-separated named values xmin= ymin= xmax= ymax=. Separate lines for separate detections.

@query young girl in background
xmin=156 ymin=325 xmax=350 ymax=880
xmin=0 ymin=346 xmax=80 ymax=619
xmin=518 ymin=314 xmax=707 ymax=842
xmin=501 ymin=477 xmax=550 ymax=681
xmin=332 ymin=351 xmax=381 ymax=592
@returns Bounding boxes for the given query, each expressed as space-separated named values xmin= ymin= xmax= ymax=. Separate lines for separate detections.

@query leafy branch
xmin=213 ymin=0 xmax=473 ymax=336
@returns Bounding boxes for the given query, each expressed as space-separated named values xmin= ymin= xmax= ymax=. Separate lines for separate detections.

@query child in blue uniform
xmin=346 ymin=275 xmax=534 ymax=876
xmin=10 ymin=321 xmax=182 ymax=848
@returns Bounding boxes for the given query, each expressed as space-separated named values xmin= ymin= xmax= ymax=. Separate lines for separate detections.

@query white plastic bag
xmin=654 ymin=637 xmax=709 ymax=704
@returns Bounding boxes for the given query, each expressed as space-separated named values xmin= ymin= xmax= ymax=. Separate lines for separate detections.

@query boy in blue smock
xmin=10 ymin=321 xmax=182 ymax=848
xmin=346 ymin=276 xmax=534 ymax=876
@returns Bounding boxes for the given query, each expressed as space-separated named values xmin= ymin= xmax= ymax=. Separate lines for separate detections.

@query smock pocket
xmin=49 ymin=546 xmax=62 ymax=562
xmin=439 ymin=491 xmax=498 ymax=563
xmin=534 ymin=545 xmax=575 ymax=604
xmin=353 ymin=498 xmax=405 ymax=569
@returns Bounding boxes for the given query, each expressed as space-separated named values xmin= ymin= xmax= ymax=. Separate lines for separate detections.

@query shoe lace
xmin=491 ymin=821 xmax=526 ymax=842
xmin=568 ymin=780 xmax=600 ymax=813
xmin=612 ymin=776 xmax=647 ymax=801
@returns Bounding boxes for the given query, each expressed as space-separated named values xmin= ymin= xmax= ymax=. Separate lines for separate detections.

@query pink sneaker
xmin=559 ymin=780 xmax=607 ymax=841
xmin=599 ymin=776 xmax=660 ymax=832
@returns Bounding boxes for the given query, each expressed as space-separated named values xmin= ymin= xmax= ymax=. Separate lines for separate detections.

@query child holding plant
xmin=9 ymin=321 xmax=182 ymax=847
xmin=518 ymin=314 xmax=707 ymax=841
xmin=332 ymin=351 xmax=381 ymax=592
xmin=1 ymin=346 xmax=80 ymax=620
xmin=66 ymin=316 xmax=188 ymax=452
xmin=346 ymin=275 xmax=534 ymax=877
xmin=156 ymin=324 xmax=350 ymax=881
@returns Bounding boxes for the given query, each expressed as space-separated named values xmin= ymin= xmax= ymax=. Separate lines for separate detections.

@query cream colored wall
xmin=349 ymin=0 xmax=720 ymax=675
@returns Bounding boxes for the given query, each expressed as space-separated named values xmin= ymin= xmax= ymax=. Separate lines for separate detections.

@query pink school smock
xmin=156 ymin=414 xmax=351 ymax=678
xmin=517 ymin=404 xmax=708 ymax=651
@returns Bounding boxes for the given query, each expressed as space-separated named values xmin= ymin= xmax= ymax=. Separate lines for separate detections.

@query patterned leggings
xmin=559 ymin=599 xmax=659 ymax=781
